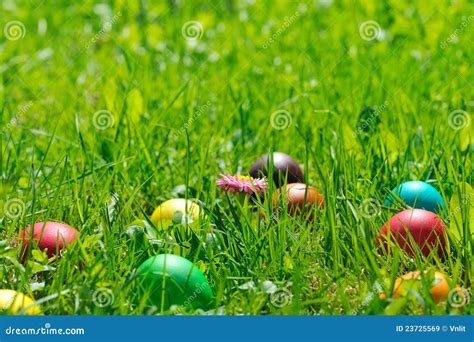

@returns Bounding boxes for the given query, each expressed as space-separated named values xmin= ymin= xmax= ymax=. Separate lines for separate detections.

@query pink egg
xmin=19 ymin=221 xmax=79 ymax=258
xmin=375 ymin=209 xmax=447 ymax=257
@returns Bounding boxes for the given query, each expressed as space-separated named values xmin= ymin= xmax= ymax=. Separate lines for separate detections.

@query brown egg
xmin=273 ymin=183 xmax=325 ymax=220
xmin=249 ymin=152 xmax=304 ymax=187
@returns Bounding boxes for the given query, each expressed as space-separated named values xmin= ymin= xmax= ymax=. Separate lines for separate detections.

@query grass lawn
xmin=0 ymin=0 xmax=472 ymax=315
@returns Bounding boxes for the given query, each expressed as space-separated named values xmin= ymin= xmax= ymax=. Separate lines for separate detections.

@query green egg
xmin=136 ymin=254 xmax=214 ymax=310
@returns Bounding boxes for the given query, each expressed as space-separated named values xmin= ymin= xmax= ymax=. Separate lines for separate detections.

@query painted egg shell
xmin=385 ymin=180 xmax=446 ymax=213
xmin=0 ymin=290 xmax=41 ymax=314
xmin=274 ymin=183 xmax=325 ymax=219
xmin=136 ymin=254 xmax=214 ymax=310
xmin=150 ymin=199 xmax=201 ymax=227
xmin=249 ymin=152 xmax=304 ymax=186
xmin=375 ymin=209 xmax=447 ymax=257
xmin=19 ymin=221 xmax=79 ymax=258
xmin=381 ymin=271 xmax=457 ymax=303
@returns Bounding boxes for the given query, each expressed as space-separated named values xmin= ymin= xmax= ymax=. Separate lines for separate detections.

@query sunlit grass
xmin=0 ymin=0 xmax=472 ymax=315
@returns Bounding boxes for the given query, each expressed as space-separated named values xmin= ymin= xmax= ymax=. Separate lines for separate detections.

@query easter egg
xmin=0 ymin=290 xmax=41 ymax=314
xmin=150 ymin=199 xmax=201 ymax=227
xmin=274 ymin=183 xmax=325 ymax=219
xmin=375 ymin=209 xmax=447 ymax=257
xmin=385 ymin=181 xmax=446 ymax=213
xmin=136 ymin=254 xmax=214 ymax=310
xmin=19 ymin=221 xmax=79 ymax=258
xmin=381 ymin=271 xmax=455 ymax=303
xmin=249 ymin=152 xmax=304 ymax=186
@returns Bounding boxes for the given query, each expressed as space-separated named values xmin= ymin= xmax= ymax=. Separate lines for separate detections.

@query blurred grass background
xmin=0 ymin=0 xmax=472 ymax=315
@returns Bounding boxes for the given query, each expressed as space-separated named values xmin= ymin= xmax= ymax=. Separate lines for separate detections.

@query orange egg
xmin=382 ymin=271 xmax=458 ymax=303
xmin=273 ymin=183 xmax=325 ymax=220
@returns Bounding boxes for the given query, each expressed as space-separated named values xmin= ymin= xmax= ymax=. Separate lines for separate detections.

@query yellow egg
xmin=150 ymin=199 xmax=201 ymax=227
xmin=0 ymin=290 xmax=41 ymax=315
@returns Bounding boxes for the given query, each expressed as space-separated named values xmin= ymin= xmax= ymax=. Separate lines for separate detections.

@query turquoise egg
xmin=384 ymin=180 xmax=446 ymax=213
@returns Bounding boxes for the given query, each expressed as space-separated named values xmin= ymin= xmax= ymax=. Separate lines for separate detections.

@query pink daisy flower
xmin=216 ymin=174 xmax=268 ymax=195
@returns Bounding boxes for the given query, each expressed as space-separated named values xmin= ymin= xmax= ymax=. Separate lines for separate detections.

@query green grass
xmin=0 ymin=0 xmax=472 ymax=315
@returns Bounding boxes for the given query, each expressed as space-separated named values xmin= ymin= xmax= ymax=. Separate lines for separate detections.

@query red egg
xmin=19 ymin=221 xmax=79 ymax=258
xmin=375 ymin=209 xmax=447 ymax=257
